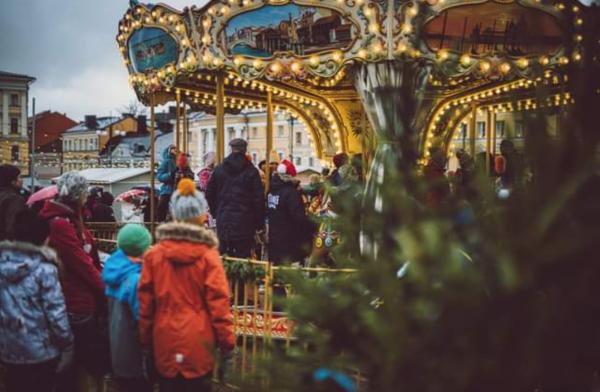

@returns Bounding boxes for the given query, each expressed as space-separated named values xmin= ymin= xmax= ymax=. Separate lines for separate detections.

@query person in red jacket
xmin=138 ymin=179 xmax=235 ymax=392
xmin=39 ymin=171 xmax=109 ymax=392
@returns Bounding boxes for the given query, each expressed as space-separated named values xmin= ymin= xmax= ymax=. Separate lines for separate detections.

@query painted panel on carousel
xmin=223 ymin=4 xmax=356 ymax=58
xmin=128 ymin=27 xmax=178 ymax=72
xmin=424 ymin=1 xmax=563 ymax=57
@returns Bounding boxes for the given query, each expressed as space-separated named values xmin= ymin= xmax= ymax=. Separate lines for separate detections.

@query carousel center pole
xmin=150 ymin=94 xmax=156 ymax=237
xmin=216 ymin=72 xmax=225 ymax=163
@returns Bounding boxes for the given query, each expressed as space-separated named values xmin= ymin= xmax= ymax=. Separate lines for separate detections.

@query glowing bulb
xmin=252 ymin=59 xmax=263 ymax=68
xmin=368 ymin=23 xmax=379 ymax=34
xmin=358 ymin=49 xmax=367 ymax=58
xmin=332 ymin=51 xmax=342 ymax=62
xmin=498 ymin=62 xmax=510 ymax=74
xmin=438 ymin=50 xmax=448 ymax=61
xmin=291 ymin=62 xmax=301 ymax=73
xmin=517 ymin=58 xmax=529 ymax=69
xmin=539 ymin=56 xmax=549 ymax=66
xmin=309 ymin=56 xmax=319 ymax=66
xmin=460 ymin=54 xmax=471 ymax=66
xmin=270 ymin=62 xmax=281 ymax=73
xmin=573 ymin=52 xmax=582 ymax=62
xmin=401 ymin=23 xmax=412 ymax=34
xmin=397 ymin=42 xmax=408 ymax=52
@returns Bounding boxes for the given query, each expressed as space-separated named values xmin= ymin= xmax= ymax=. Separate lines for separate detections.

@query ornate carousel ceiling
xmin=116 ymin=0 xmax=587 ymax=158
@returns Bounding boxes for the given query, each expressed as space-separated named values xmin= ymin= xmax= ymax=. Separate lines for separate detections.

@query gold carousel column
xmin=469 ymin=104 xmax=477 ymax=158
xmin=491 ymin=112 xmax=497 ymax=156
xmin=150 ymin=95 xmax=156 ymax=236
xmin=175 ymin=89 xmax=181 ymax=151
xmin=486 ymin=108 xmax=492 ymax=173
xmin=265 ymin=89 xmax=274 ymax=194
xmin=216 ymin=72 xmax=225 ymax=163
xmin=183 ymin=103 xmax=188 ymax=154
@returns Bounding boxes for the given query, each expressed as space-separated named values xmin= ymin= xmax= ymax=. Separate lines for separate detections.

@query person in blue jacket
xmin=102 ymin=223 xmax=153 ymax=392
xmin=156 ymin=144 xmax=179 ymax=222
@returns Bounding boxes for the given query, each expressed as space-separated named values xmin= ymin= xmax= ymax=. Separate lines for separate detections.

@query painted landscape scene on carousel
xmin=223 ymin=4 xmax=355 ymax=58
xmin=128 ymin=27 xmax=178 ymax=72
xmin=424 ymin=2 xmax=563 ymax=56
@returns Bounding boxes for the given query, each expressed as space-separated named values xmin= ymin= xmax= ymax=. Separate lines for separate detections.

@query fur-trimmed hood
xmin=154 ymin=222 xmax=219 ymax=265
xmin=0 ymin=241 xmax=60 ymax=282
xmin=156 ymin=222 xmax=218 ymax=248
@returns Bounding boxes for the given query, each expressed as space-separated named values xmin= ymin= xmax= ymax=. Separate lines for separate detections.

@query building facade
xmin=0 ymin=70 xmax=35 ymax=176
xmin=188 ymin=110 xmax=322 ymax=173
xmin=62 ymin=115 xmax=138 ymax=171
xmin=28 ymin=111 xmax=78 ymax=179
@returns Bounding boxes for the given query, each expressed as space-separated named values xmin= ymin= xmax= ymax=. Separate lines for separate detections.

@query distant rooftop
xmin=0 ymin=70 xmax=36 ymax=83
xmin=65 ymin=116 xmax=122 ymax=133
xmin=54 ymin=168 xmax=150 ymax=184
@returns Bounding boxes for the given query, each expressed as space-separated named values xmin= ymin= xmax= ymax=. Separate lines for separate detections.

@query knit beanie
xmin=56 ymin=172 xmax=89 ymax=202
xmin=117 ymin=224 xmax=152 ymax=257
xmin=169 ymin=178 xmax=209 ymax=222
xmin=176 ymin=153 xmax=189 ymax=169
xmin=0 ymin=164 xmax=20 ymax=187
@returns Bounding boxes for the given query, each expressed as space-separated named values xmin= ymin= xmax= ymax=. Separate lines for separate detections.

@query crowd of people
xmin=0 ymin=139 xmax=361 ymax=392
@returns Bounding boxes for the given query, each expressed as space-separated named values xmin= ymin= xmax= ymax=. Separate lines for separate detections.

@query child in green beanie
xmin=102 ymin=224 xmax=153 ymax=392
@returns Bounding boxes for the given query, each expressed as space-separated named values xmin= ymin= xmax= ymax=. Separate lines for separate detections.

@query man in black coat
xmin=206 ymin=139 xmax=265 ymax=257
xmin=267 ymin=164 xmax=315 ymax=264
xmin=0 ymin=164 xmax=26 ymax=241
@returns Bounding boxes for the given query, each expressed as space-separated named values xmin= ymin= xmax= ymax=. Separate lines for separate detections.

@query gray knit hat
xmin=169 ymin=178 xmax=209 ymax=222
xmin=56 ymin=171 xmax=89 ymax=202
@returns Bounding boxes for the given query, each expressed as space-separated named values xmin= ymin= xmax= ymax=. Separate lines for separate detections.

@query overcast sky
xmin=0 ymin=0 xmax=201 ymax=122
xmin=1 ymin=0 xmax=597 ymax=123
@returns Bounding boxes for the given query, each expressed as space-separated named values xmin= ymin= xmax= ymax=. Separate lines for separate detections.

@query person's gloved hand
xmin=141 ymin=349 xmax=157 ymax=382
xmin=56 ymin=344 xmax=74 ymax=373
xmin=217 ymin=349 xmax=234 ymax=383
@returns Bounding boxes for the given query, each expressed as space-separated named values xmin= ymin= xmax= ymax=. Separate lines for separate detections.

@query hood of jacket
xmin=39 ymin=199 xmax=76 ymax=220
xmin=155 ymin=222 xmax=218 ymax=265
xmin=162 ymin=145 xmax=176 ymax=162
xmin=223 ymin=152 xmax=251 ymax=176
xmin=0 ymin=241 xmax=58 ymax=283
xmin=102 ymin=249 xmax=141 ymax=287
xmin=270 ymin=173 xmax=298 ymax=192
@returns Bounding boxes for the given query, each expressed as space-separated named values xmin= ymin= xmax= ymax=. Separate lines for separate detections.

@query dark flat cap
xmin=229 ymin=138 xmax=248 ymax=149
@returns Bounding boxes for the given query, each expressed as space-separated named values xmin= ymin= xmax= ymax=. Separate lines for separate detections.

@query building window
xmin=295 ymin=157 xmax=301 ymax=166
xmin=476 ymin=121 xmax=486 ymax=139
xmin=11 ymin=145 xmax=19 ymax=161
xmin=515 ymin=121 xmax=524 ymax=138
xmin=251 ymin=151 xmax=258 ymax=163
xmin=10 ymin=118 xmax=18 ymax=134
xmin=309 ymin=157 xmax=314 ymax=167
xmin=85 ymin=139 xmax=89 ymax=151
xmin=228 ymin=127 xmax=235 ymax=141
xmin=252 ymin=127 xmax=258 ymax=138
xmin=10 ymin=94 xmax=19 ymax=107
xmin=277 ymin=125 xmax=284 ymax=137
xmin=495 ymin=120 xmax=506 ymax=139
xmin=278 ymin=151 xmax=284 ymax=161
xmin=295 ymin=132 xmax=302 ymax=145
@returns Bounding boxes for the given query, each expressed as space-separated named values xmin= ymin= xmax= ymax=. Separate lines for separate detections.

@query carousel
xmin=115 ymin=0 xmax=593 ymax=228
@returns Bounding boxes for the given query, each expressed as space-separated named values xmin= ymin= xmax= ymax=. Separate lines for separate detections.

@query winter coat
xmin=0 ymin=187 xmax=26 ymax=241
xmin=39 ymin=200 xmax=104 ymax=315
xmin=92 ymin=202 xmax=116 ymax=223
xmin=157 ymin=147 xmax=177 ymax=196
xmin=197 ymin=167 xmax=214 ymax=193
xmin=138 ymin=222 xmax=235 ymax=378
xmin=206 ymin=152 xmax=265 ymax=242
xmin=267 ymin=174 xmax=315 ymax=264
xmin=0 ymin=241 xmax=73 ymax=364
xmin=102 ymin=249 xmax=144 ymax=378
xmin=174 ymin=166 xmax=195 ymax=190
